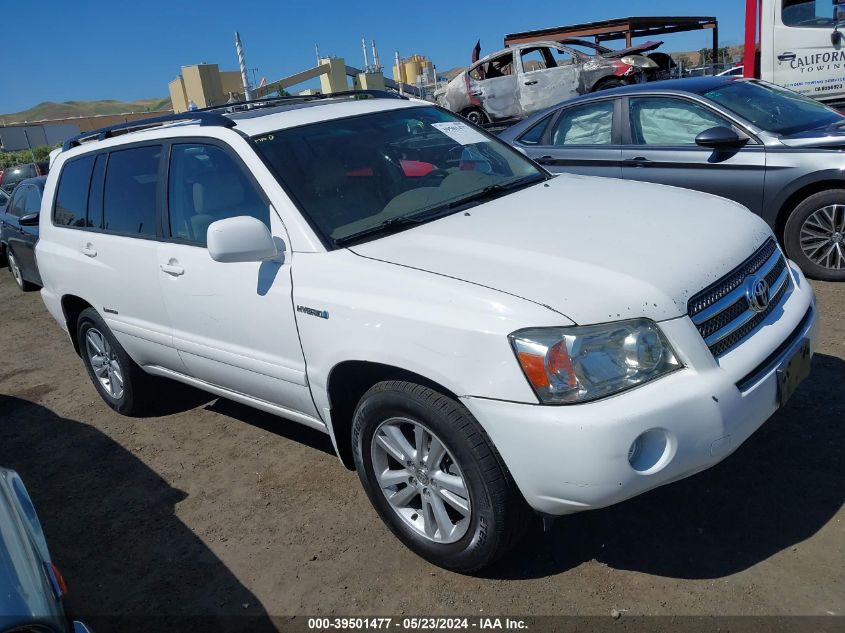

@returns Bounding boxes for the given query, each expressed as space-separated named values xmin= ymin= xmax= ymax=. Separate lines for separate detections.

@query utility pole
xmin=23 ymin=130 xmax=36 ymax=164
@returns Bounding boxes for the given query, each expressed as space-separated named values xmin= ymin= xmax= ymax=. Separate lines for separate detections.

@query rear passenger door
xmin=48 ymin=147 xmax=184 ymax=371
xmin=517 ymin=46 xmax=580 ymax=114
xmin=516 ymin=99 xmax=623 ymax=178
xmin=156 ymin=141 xmax=317 ymax=417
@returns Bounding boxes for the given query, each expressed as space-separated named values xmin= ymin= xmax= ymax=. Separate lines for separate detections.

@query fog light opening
xmin=628 ymin=429 xmax=671 ymax=474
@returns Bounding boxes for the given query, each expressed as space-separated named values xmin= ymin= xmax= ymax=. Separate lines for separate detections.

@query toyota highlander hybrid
xmin=33 ymin=92 xmax=817 ymax=571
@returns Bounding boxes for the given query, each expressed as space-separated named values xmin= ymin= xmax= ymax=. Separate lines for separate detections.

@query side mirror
xmin=18 ymin=212 xmax=39 ymax=226
xmin=207 ymin=216 xmax=279 ymax=263
xmin=695 ymin=126 xmax=747 ymax=149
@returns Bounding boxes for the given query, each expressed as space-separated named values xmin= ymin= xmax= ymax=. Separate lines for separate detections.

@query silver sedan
xmin=499 ymin=77 xmax=845 ymax=281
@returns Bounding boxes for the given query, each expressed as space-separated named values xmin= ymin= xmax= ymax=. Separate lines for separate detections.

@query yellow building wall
xmin=220 ymin=71 xmax=244 ymax=100
xmin=168 ymin=76 xmax=188 ymax=113
xmin=181 ymin=63 xmax=225 ymax=109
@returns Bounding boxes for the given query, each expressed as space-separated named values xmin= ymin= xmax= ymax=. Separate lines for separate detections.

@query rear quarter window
xmin=53 ymin=155 xmax=95 ymax=227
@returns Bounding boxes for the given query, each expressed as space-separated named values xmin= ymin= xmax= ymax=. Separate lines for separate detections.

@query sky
xmin=2 ymin=0 xmax=746 ymax=114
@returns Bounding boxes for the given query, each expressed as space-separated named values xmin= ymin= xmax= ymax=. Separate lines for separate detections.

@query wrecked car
xmin=559 ymin=38 xmax=673 ymax=81
xmin=435 ymin=41 xmax=649 ymax=124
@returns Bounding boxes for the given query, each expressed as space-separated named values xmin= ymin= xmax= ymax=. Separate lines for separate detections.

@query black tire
xmin=6 ymin=247 xmax=36 ymax=291
xmin=461 ymin=107 xmax=488 ymax=126
xmin=593 ymin=77 xmax=625 ymax=91
xmin=76 ymin=307 xmax=154 ymax=416
xmin=352 ymin=381 xmax=529 ymax=572
xmin=784 ymin=189 xmax=845 ymax=281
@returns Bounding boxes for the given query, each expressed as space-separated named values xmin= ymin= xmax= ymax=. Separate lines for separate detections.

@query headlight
xmin=509 ymin=318 xmax=681 ymax=404
xmin=621 ymin=56 xmax=658 ymax=69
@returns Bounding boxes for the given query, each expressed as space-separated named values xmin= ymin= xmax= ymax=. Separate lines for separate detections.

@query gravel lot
xmin=0 ymin=262 xmax=842 ymax=631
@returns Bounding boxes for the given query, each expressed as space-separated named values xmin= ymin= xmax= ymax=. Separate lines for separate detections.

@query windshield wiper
xmin=333 ymin=216 xmax=423 ymax=246
xmin=333 ymin=174 xmax=545 ymax=247
xmin=445 ymin=175 xmax=545 ymax=209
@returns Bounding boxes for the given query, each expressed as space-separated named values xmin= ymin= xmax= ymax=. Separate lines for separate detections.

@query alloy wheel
xmin=85 ymin=328 xmax=125 ymax=399
xmin=7 ymin=252 xmax=22 ymax=288
xmin=800 ymin=204 xmax=845 ymax=270
xmin=370 ymin=417 xmax=471 ymax=544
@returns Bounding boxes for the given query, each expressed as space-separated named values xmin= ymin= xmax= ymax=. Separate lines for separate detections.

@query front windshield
xmin=703 ymin=80 xmax=843 ymax=135
xmin=252 ymin=105 xmax=544 ymax=246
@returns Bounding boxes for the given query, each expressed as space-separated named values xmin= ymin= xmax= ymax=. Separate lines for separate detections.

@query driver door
xmin=468 ymin=51 xmax=521 ymax=119
xmin=621 ymin=96 xmax=766 ymax=214
xmin=157 ymin=140 xmax=317 ymax=417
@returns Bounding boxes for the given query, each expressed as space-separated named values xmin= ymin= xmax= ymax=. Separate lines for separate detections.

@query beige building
xmin=169 ymin=64 xmax=245 ymax=113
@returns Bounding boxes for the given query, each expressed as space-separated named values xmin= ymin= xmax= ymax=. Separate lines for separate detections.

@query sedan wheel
xmin=785 ymin=190 xmax=845 ymax=281
xmin=799 ymin=204 xmax=845 ymax=271
xmin=371 ymin=417 xmax=471 ymax=544
xmin=7 ymin=251 xmax=24 ymax=289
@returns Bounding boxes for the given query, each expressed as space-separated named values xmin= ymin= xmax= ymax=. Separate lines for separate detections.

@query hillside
xmin=0 ymin=98 xmax=172 ymax=123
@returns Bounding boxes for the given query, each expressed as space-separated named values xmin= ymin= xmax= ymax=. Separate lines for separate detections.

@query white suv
xmin=35 ymin=92 xmax=817 ymax=571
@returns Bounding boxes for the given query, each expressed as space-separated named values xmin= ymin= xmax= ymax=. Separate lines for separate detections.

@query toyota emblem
xmin=746 ymin=276 xmax=770 ymax=313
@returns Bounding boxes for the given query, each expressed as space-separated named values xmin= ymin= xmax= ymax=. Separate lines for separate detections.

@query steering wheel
xmin=419 ymin=168 xmax=451 ymax=187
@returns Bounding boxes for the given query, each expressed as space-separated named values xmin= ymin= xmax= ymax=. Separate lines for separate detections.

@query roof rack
xmin=61 ymin=89 xmax=409 ymax=152
xmin=62 ymin=111 xmax=235 ymax=151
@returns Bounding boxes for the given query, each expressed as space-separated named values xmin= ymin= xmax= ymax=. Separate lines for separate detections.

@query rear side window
xmin=53 ymin=155 xmax=95 ymax=227
xmin=22 ymin=186 xmax=41 ymax=215
xmin=551 ymin=101 xmax=614 ymax=146
xmin=103 ymin=146 xmax=160 ymax=237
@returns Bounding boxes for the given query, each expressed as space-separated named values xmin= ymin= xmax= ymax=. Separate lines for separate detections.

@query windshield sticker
xmin=431 ymin=122 xmax=489 ymax=145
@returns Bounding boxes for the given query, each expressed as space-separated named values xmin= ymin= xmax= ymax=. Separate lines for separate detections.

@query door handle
xmin=160 ymin=261 xmax=185 ymax=276
xmin=778 ymin=52 xmax=796 ymax=62
xmin=524 ymin=80 xmax=539 ymax=86
xmin=536 ymin=155 xmax=555 ymax=165
xmin=623 ymin=157 xmax=650 ymax=167
xmin=81 ymin=244 xmax=97 ymax=257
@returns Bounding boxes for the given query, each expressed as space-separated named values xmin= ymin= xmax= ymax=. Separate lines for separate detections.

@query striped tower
xmin=235 ymin=31 xmax=252 ymax=101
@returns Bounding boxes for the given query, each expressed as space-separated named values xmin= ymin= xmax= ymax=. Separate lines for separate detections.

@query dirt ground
xmin=0 ymin=263 xmax=842 ymax=632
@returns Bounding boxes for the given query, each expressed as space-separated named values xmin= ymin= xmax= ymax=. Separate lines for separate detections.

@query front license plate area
xmin=777 ymin=339 xmax=811 ymax=407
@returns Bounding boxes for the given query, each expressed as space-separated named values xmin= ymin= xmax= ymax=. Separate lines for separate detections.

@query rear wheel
xmin=593 ymin=77 xmax=625 ymax=91
xmin=6 ymin=248 xmax=36 ymax=291
xmin=784 ymin=190 xmax=845 ymax=281
xmin=461 ymin=107 xmax=488 ymax=126
xmin=352 ymin=381 xmax=529 ymax=572
xmin=77 ymin=308 xmax=155 ymax=416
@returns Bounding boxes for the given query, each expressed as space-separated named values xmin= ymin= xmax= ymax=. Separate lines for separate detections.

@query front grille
xmin=688 ymin=238 xmax=793 ymax=358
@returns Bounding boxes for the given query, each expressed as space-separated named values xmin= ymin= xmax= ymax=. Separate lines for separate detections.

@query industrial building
xmin=167 ymin=34 xmax=435 ymax=113
xmin=0 ymin=110 xmax=173 ymax=152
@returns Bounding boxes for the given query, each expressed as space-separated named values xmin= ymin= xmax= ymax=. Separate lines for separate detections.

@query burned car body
xmin=435 ymin=41 xmax=648 ymax=124
xmin=559 ymin=38 xmax=672 ymax=81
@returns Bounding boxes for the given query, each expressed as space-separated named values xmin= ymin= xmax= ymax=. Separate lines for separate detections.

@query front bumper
xmin=462 ymin=262 xmax=817 ymax=516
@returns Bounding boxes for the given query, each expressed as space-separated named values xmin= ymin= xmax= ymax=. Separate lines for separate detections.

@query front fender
xmin=291 ymin=250 xmax=568 ymax=418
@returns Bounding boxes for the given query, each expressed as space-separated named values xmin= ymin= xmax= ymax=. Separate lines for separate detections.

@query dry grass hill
xmin=0 ymin=98 xmax=172 ymax=124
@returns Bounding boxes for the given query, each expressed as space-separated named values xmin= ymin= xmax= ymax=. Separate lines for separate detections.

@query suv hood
xmin=350 ymin=174 xmax=772 ymax=325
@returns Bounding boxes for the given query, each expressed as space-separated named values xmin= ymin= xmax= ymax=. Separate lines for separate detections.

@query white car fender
xmin=291 ymin=249 xmax=570 ymax=430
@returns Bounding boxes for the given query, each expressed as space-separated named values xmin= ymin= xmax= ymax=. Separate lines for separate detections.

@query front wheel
xmin=783 ymin=190 xmax=845 ymax=281
xmin=352 ymin=381 xmax=529 ymax=572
